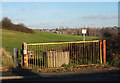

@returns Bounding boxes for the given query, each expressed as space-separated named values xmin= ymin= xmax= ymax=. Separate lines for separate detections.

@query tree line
xmin=58 ymin=27 xmax=119 ymax=37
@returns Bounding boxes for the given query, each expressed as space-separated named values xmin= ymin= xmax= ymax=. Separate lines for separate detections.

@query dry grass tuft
xmin=0 ymin=48 xmax=15 ymax=68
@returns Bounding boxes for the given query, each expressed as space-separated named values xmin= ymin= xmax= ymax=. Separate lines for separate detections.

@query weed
xmin=52 ymin=69 xmax=57 ymax=72
xmin=61 ymin=63 xmax=67 ymax=67
xmin=73 ymin=65 xmax=77 ymax=68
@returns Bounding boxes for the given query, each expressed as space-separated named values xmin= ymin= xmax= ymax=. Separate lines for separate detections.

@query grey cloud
xmin=33 ymin=3 xmax=39 ymax=7
xmin=82 ymin=15 xmax=118 ymax=19
xmin=21 ymin=8 xmax=26 ymax=11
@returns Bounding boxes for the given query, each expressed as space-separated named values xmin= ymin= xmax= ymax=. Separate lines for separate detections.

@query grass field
xmin=1 ymin=29 xmax=98 ymax=53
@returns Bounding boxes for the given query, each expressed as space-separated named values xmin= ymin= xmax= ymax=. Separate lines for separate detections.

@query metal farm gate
xmin=21 ymin=40 xmax=106 ymax=68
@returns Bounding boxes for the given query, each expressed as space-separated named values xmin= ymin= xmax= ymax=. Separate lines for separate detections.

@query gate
xmin=21 ymin=40 xmax=106 ymax=68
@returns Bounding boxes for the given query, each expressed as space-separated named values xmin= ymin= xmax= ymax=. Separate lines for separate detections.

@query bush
xmin=111 ymin=55 xmax=120 ymax=67
xmin=1 ymin=17 xmax=34 ymax=33
xmin=101 ymin=28 xmax=120 ymax=67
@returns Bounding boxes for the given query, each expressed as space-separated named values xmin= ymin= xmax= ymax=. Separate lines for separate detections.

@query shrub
xmin=111 ymin=55 xmax=120 ymax=67
xmin=1 ymin=17 xmax=34 ymax=33
xmin=101 ymin=28 xmax=120 ymax=67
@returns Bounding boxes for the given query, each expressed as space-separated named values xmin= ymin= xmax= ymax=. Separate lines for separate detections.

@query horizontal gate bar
xmin=26 ymin=40 xmax=99 ymax=46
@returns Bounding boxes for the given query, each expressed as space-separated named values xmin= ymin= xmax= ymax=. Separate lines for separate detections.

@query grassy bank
xmin=2 ymin=29 xmax=98 ymax=53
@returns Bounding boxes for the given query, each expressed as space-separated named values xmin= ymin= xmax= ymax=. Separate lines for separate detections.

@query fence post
xmin=103 ymin=40 xmax=106 ymax=64
xmin=99 ymin=40 xmax=103 ymax=64
xmin=13 ymin=48 xmax=18 ymax=67
xmin=22 ymin=43 xmax=28 ymax=67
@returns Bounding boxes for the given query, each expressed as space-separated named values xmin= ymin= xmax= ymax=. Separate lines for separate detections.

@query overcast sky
xmin=1 ymin=1 xmax=119 ymax=29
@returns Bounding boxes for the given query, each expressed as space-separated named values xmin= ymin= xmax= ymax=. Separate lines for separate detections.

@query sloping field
xmin=1 ymin=29 xmax=98 ymax=53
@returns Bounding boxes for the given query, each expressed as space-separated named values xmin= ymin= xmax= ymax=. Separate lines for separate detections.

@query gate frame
xmin=22 ymin=40 xmax=106 ymax=68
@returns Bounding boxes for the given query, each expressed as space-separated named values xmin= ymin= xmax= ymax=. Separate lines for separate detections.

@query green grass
xmin=1 ymin=29 xmax=98 ymax=53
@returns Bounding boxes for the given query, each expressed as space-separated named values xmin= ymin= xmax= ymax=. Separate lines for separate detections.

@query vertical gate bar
xmin=42 ymin=45 xmax=44 ymax=69
xmin=39 ymin=45 xmax=41 ymax=68
xmin=70 ymin=43 xmax=72 ymax=64
xmin=36 ymin=45 xmax=37 ymax=67
xmin=91 ymin=42 xmax=93 ymax=64
xmin=69 ymin=43 xmax=71 ymax=64
xmin=43 ymin=44 xmax=45 ymax=68
xmin=33 ymin=45 xmax=35 ymax=68
xmin=77 ymin=43 xmax=78 ymax=65
xmin=31 ymin=45 xmax=32 ymax=68
xmin=86 ymin=43 xmax=87 ymax=64
xmin=30 ymin=45 xmax=31 ymax=67
xmin=87 ymin=43 xmax=89 ymax=64
xmin=54 ymin=45 xmax=56 ymax=67
xmin=37 ymin=45 xmax=39 ymax=67
xmin=88 ymin=42 xmax=91 ymax=64
xmin=53 ymin=45 xmax=55 ymax=68
xmin=37 ymin=45 xmax=38 ymax=67
xmin=95 ymin=42 xmax=97 ymax=63
xmin=45 ymin=45 xmax=47 ymax=68
xmin=68 ymin=43 xmax=70 ymax=65
xmin=75 ymin=43 xmax=76 ymax=64
xmin=35 ymin=45 xmax=36 ymax=67
xmin=82 ymin=43 xmax=83 ymax=64
xmin=100 ymin=40 xmax=103 ymax=64
xmin=90 ymin=42 xmax=92 ymax=64
xmin=81 ymin=43 xmax=84 ymax=64
xmin=94 ymin=42 xmax=96 ymax=63
xmin=48 ymin=46 xmax=49 ymax=68
xmin=66 ymin=43 xmax=68 ymax=65
xmin=38 ymin=45 xmax=39 ymax=68
xmin=97 ymin=42 xmax=100 ymax=64
xmin=94 ymin=42 xmax=97 ymax=64
xmin=89 ymin=42 xmax=91 ymax=64
xmin=103 ymin=40 xmax=106 ymax=64
xmin=32 ymin=45 xmax=34 ymax=68
xmin=84 ymin=43 xmax=85 ymax=64
xmin=50 ymin=45 xmax=51 ymax=68
xmin=27 ymin=45 xmax=30 ymax=67
xmin=93 ymin=42 xmax=94 ymax=64
xmin=35 ymin=45 xmax=37 ymax=67
xmin=56 ymin=44 xmax=57 ymax=67
xmin=33 ymin=46 xmax=35 ymax=68
xmin=66 ymin=43 xmax=69 ymax=65
xmin=42 ymin=45 xmax=43 ymax=68
xmin=80 ymin=44 xmax=82 ymax=65
xmin=62 ymin=44 xmax=63 ymax=66
xmin=73 ymin=43 xmax=75 ymax=64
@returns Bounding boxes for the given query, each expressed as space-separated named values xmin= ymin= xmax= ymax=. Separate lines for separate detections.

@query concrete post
xmin=13 ymin=48 xmax=18 ymax=66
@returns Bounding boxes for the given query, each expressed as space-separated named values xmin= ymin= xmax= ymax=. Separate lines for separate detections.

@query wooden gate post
xmin=99 ymin=40 xmax=103 ymax=64
xmin=22 ymin=43 xmax=28 ymax=67
xmin=103 ymin=40 xmax=106 ymax=64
